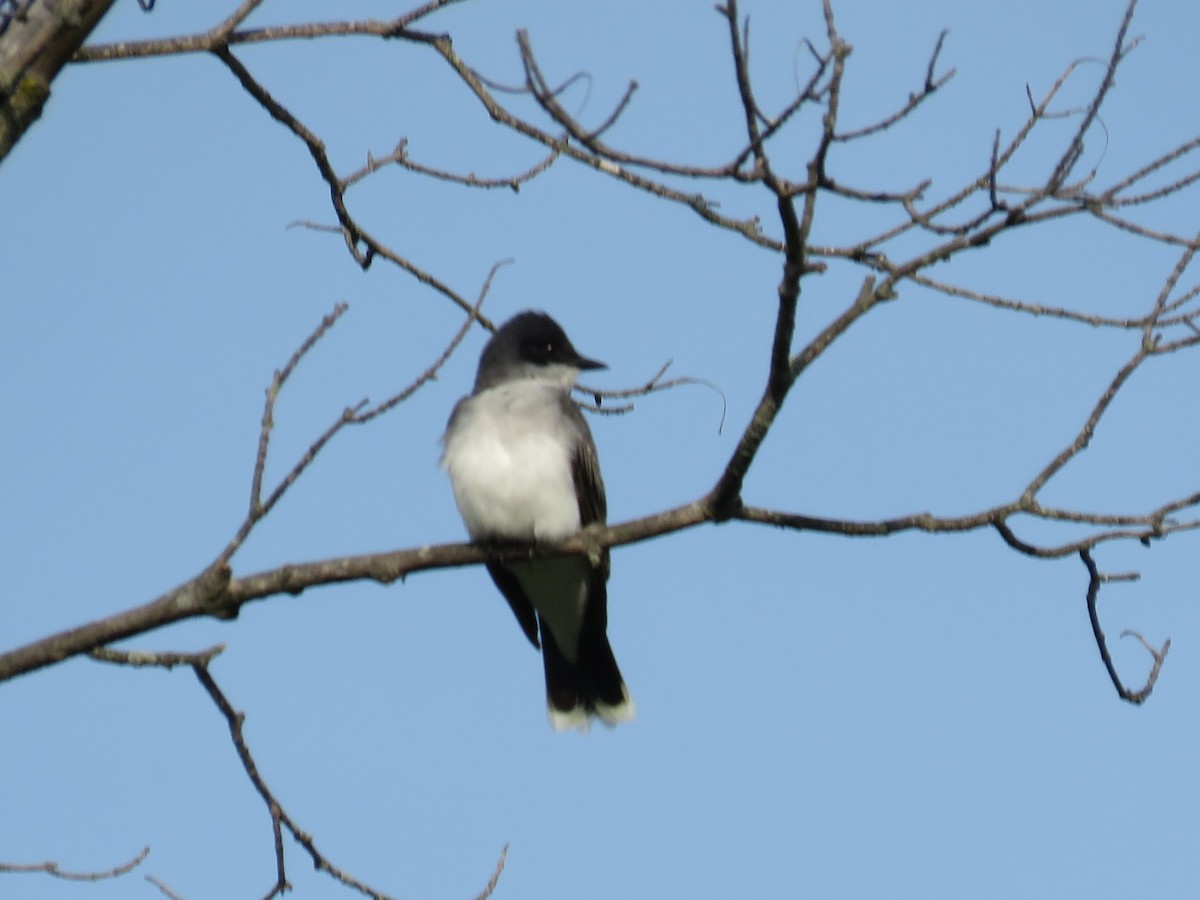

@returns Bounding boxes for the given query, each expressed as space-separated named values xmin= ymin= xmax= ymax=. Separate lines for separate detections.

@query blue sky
xmin=3 ymin=1 xmax=1200 ymax=897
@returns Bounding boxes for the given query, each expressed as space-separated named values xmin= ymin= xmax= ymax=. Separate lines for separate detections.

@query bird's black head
xmin=474 ymin=311 xmax=606 ymax=392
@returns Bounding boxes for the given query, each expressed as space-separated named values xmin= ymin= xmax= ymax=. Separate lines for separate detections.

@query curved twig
xmin=0 ymin=846 xmax=150 ymax=882
xmin=1080 ymin=549 xmax=1170 ymax=704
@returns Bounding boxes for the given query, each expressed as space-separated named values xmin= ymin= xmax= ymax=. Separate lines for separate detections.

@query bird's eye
xmin=523 ymin=338 xmax=558 ymax=364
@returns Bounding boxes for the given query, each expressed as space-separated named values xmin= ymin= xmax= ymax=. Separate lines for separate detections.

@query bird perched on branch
xmin=441 ymin=311 xmax=634 ymax=731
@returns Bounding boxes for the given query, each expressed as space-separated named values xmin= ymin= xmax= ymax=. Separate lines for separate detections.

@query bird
xmin=440 ymin=310 xmax=634 ymax=731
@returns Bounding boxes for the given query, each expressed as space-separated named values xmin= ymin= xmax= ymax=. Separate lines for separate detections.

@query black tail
xmin=539 ymin=575 xmax=634 ymax=731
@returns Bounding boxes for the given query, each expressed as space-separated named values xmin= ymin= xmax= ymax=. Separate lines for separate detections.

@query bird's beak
xmin=574 ymin=353 xmax=607 ymax=371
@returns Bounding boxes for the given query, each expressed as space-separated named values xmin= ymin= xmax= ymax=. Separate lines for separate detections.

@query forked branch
xmin=1080 ymin=549 xmax=1170 ymax=703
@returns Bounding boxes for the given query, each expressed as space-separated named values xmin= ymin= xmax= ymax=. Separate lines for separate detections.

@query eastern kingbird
xmin=441 ymin=311 xmax=634 ymax=731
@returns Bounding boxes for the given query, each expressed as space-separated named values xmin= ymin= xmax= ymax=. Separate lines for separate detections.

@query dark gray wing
xmin=485 ymin=561 xmax=541 ymax=649
xmin=565 ymin=397 xmax=610 ymax=582
xmin=542 ymin=398 xmax=625 ymax=715
xmin=565 ymin=398 xmax=606 ymax=527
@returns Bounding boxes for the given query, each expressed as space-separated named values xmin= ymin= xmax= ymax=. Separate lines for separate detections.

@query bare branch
xmin=1082 ymin=205 xmax=1200 ymax=248
xmin=351 ymin=258 xmax=505 ymax=423
xmin=219 ymin=266 xmax=497 ymax=563
xmin=210 ymin=41 xmax=497 ymax=322
xmin=192 ymin=661 xmax=393 ymax=899
xmin=0 ymin=846 xmax=150 ymax=881
xmin=473 ymin=846 xmax=508 ymax=900
xmin=730 ymin=38 xmax=832 ymax=174
xmin=585 ymin=78 xmax=638 ymax=141
xmin=4 ymin=467 xmax=1199 ymax=686
xmin=342 ymin=139 xmax=559 ymax=193
xmin=74 ymin=1 xmax=468 ymax=62
xmin=146 ymin=874 xmax=187 ymax=900
xmin=221 ymin=302 xmax=355 ymax=563
xmin=909 ymin=272 xmax=1150 ymax=328
xmin=834 ymin=29 xmax=955 ymax=141
xmin=1102 ymin=134 xmax=1200 ymax=203
xmin=1045 ymin=2 xmax=1139 ymax=194
xmin=512 ymin=29 xmax=739 ymax=181
xmin=1022 ymin=349 xmax=1144 ymax=501
xmin=250 ymin=302 xmax=349 ymax=520
xmin=180 ymin=656 xmax=512 ymax=899
xmin=580 ymin=364 xmax=728 ymax=433
xmin=214 ymin=46 xmax=368 ymax=265
xmin=708 ymin=0 xmax=854 ymax=516
xmin=842 ymin=56 xmax=1099 ymax=256
xmin=0 ymin=561 xmax=234 ymax=680
xmin=213 ymin=0 xmax=266 ymax=44
xmin=1081 ymin=549 xmax=1170 ymax=704
xmin=89 ymin=643 xmax=226 ymax=670
xmin=720 ymin=1 xmax=766 ymax=170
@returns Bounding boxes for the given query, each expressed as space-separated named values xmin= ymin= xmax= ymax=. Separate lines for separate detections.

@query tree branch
xmin=4 ymin=0 xmax=1196 ymax=714
xmin=192 ymin=659 xmax=402 ymax=899
xmin=1080 ymin=548 xmax=1170 ymax=704
xmin=0 ymin=0 xmax=118 ymax=161
xmin=0 ymin=845 xmax=150 ymax=882
xmin=72 ymin=1 xmax=467 ymax=62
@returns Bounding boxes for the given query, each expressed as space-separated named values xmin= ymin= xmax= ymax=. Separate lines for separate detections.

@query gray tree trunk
xmin=0 ymin=0 xmax=116 ymax=162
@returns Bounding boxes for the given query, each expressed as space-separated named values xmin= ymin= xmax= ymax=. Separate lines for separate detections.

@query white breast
xmin=441 ymin=382 xmax=582 ymax=542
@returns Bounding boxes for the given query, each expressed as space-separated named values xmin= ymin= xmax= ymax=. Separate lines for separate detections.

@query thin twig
xmin=473 ymin=846 xmax=509 ymax=900
xmin=342 ymin=139 xmax=559 ymax=192
xmin=834 ymin=29 xmax=954 ymax=141
xmin=1045 ymin=3 xmax=1139 ymax=194
xmin=213 ymin=44 xmax=495 ymax=320
xmin=250 ymin=302 xmax=349 ymax=520
xmin=193 ymin=661 xmax=400 ymax=900
xmin=89 ymin=643 xmax=226 ymax=669
xmin=0 ymin=846 xmax=150 ymax=881
xmin=220 ymin=261 xmax=502 ymax=564
xmin=351 ymin=259 xmax=506 ymax=423
xmin=221 ymin=303 xmax=352 ymax=563
xmin=577 ymin=360 xmax=727 ymax=431
xmin=1080 ymin=549 xmax=1170 ymax=704
xmin=909 ymin=272 xmax=1149 ymax=328
xmin=146 ymin=874 xmax=186 ymax=900
xmin=74 ymin=1 xmax=468 ymax=62
xmin=215 ymin=47 xmax=367 ymax=265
